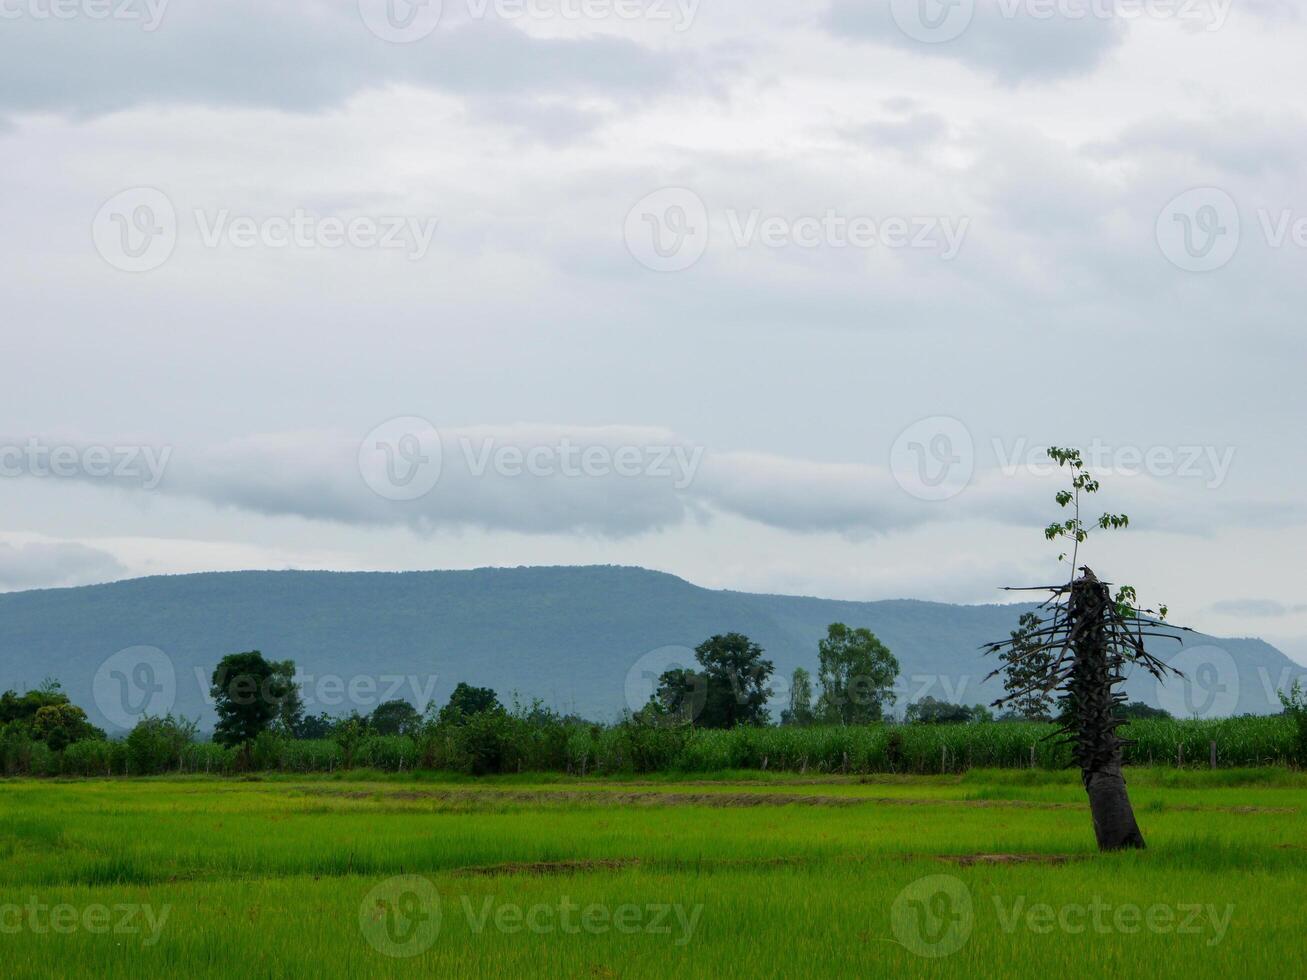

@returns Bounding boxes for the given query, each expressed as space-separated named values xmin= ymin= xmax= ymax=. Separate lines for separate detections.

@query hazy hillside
xmin=0 ymin=566 xmax=1297 ymax=730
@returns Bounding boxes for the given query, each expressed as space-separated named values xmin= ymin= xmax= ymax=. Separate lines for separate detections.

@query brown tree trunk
xmin=1083 ymin=760 xmax=1145 ymax=850
xmin=1067 ymin=571 xmax=1146 ymax=851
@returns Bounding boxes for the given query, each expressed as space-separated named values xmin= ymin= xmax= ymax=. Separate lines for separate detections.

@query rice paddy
xmin=1 ymin=768 xmax=1304 ymax=977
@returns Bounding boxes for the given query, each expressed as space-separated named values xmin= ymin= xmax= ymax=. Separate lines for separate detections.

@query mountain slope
xmin=0 ymin=566 xmax=1297 ymax=729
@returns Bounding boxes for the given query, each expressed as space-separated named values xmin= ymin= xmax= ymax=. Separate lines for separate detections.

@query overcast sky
xmin=1 ymin=0 xmax=1304 ymax=657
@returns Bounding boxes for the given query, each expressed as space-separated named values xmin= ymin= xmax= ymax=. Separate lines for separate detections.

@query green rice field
xmin=2 ymin=768 xmax=1305 ymax=977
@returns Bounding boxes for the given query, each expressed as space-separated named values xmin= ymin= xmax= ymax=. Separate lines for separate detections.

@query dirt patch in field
xmin=451 ymin=855 xmax=814 ymax=878
xmin=934 ymin=853 xmax=1082 ymax=867
xmin=1170 ymin=804 xmax=1298 ymax=814
xmin=453 ymin=859 xmax=642 ymax=878
xmin=303 ymin=786 xmax=1295 ymax=815
xmin=301 ymin=787 xmax=871 ymax=808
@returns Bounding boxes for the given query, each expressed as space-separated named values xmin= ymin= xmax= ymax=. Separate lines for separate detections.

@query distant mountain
xmin=0 ymin=566 xmax=1299 ymax=731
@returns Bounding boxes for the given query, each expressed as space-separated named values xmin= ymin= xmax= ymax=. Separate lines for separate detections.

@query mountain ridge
xmin=0 ymin=565 xmax=1297 ymax=728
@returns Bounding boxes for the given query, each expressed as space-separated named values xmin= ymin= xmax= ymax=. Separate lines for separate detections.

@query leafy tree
xmin=781 ymin=667 xmax=815 ymax=726
xmin=125 ymin=714 xmax=197 ymax=774
xmin=370 ymin=699 xmax=423 ymax=736
xmin=652 ymin=667 xmax=708 ymax=725
xmin=693 ymin=633 xmax=774 ymax=728
xmin=816 ymin=623 xmax=899 ymax=725
xmin=438 ymin=683 xmax=502 ymax=725
xmin=1279 ymin=681 xmax=1307 ymax=764
xmin=269 ymin=659 xmax=304 ymax=736
xmin=210 ymin=651 xmax=289 ymax=747
xmin=0 ymin=679 xmax=76 ymax=725
xmin=1119 ymin=701 xmax=1172 ymax=720
xmin=0 ymin=681 xmax=103 ymax=751
xmin=294 ymin=711 xmax=337 ymax=740
xmin=904 ymin=697 xmax=983 ymax=725
xmin=32 ymin=702 xmax=101 ymax=751
xmin=999 ymin=612 xmax=1057 ymax=721
xmin=332 ymin=712 xmax=369 ymax=769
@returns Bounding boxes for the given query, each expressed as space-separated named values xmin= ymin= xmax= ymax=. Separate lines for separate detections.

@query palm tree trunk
xmin=1068 ymin=571 xmax=1146 ymax=851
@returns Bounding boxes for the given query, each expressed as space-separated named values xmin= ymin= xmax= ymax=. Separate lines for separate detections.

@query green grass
xmin=1 ymin=769 xmax=1304 ymax=977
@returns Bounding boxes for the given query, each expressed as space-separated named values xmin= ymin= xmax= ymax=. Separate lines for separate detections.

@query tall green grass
xmin=17 ymin=715 xmax=1297 ymax=778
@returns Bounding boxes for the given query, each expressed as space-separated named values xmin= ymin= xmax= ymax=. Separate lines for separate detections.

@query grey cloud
xmin=163 ymin=427 xmax=698 ymax=537
xmin=0 ymin=541 xmax=126 ymax=591
xmin=825 ymin=0 xmax=1124 ymax=83
xmin=0 ymin=2 xmax=680 ymax=120
xmin=16 ymin=426 xmax=1299 ymax=542
xmin=1091 ymin=116 xmax=1307 ymax=177
xmin=842 ymin=111 xmax=948 ymax=154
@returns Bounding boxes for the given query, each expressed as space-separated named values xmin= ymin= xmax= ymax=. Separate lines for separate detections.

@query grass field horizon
xmin=3 ymin=768 xmax=1304 ymax=977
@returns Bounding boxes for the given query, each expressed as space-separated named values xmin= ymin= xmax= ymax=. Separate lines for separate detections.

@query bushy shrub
xmin=125 ymin=715 xmax=198 ymax=775
xmin=61 ymin=739 xmax=114 ymax=776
